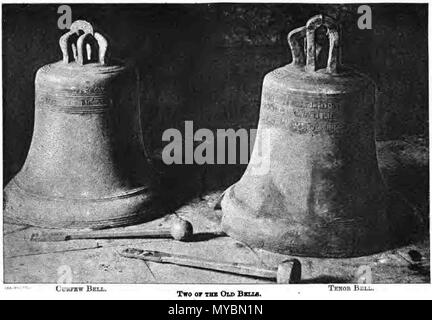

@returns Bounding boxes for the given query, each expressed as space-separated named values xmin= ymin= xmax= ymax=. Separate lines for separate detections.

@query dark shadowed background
xmin=2 ymin=3 xmax=428 ymax=199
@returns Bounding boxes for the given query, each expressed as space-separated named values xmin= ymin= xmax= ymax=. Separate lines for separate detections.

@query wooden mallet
xmin=119 ymin=248 xmax=302 ymax=283
xmin=30 ymin=218 xmax=193 ymax=242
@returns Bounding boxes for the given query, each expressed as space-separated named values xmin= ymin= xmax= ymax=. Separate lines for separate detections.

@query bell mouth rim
xmin=9 ymin=178 xmax=151 ymax=203
xmin=4 ymin=178 xmax=161 ymax=229
xmin=221 ymin=184 xmax=395 ymax=258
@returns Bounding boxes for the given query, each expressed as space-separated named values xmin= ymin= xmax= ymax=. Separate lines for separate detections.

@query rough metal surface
xmin=221 ymin=15 xmax=394 ymax=258
xmin=3 ymin=5 xmax=428 ymax=187
xmin=3 ymin=139 xmax=429 ymax=284
xmin=3 ymin=21 xmax=159 ymax=229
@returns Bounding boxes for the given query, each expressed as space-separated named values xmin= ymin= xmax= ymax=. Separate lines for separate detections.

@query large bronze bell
xmin=4 ymin=20 xmax=157 ymax=229
xmin=221 ymin=15 xmax=391 ymax=258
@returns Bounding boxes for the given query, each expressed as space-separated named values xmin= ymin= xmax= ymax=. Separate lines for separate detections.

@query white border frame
xmin=0 ymin=0 xmax=430 ymax=300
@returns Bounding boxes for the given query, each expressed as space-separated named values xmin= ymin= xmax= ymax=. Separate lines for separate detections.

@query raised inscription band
xmin=260 ymin=91 xmax=358 ymax=135
xmin=36 ymin=91 xmax=112 ymax=114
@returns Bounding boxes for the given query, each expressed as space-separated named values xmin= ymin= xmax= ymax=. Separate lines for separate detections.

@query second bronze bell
xmin=221 ymin=15 xmax=392 ymax=258
xmin=3 ymin=20 xmax=159 ymax=229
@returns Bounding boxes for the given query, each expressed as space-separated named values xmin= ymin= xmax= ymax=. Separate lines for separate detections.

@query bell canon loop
xmin=4 ymin=20 xmax=158 ymax=229
xmin=221 ymin=15 xmax=392 ymax=258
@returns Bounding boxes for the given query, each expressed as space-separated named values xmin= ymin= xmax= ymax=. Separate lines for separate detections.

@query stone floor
xmin=3 ymin=138 xmax=430 ymax=284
